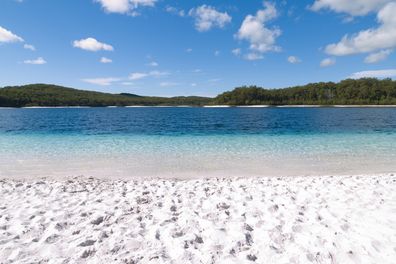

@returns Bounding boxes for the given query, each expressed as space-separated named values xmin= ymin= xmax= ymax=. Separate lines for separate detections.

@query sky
xmin=0 ymin=0 xmax=396 ymax=97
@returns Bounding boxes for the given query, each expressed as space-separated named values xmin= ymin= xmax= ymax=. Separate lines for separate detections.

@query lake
xmin=1 ymin=107 xmax=396 ymax=178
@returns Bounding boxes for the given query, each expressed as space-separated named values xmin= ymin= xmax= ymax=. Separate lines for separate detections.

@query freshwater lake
xmin=1 ymin=107 xmax=395 ymax=178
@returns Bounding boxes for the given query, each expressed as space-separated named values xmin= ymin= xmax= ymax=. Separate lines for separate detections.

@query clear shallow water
xmin=1 ymin=107 xmax=396 ymax=178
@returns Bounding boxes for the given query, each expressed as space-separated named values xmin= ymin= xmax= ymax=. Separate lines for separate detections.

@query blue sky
xmin=1 ymin=0 xmax=396 ymax=96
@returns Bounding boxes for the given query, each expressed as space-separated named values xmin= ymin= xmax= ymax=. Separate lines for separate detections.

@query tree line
xmin=1 ymin=78 xmax=396 ymax=107
xmin=213 ymin=78 xmax=396 ymax=105
xmin=0 ymin=84 xmax=211 ymax=107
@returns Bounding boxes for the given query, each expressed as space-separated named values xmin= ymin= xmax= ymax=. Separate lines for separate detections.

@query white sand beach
xmin=1 ymin=174 xmax=395 ymax=264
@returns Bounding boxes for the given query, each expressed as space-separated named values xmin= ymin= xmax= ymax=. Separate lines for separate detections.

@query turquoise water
xmin=1 ymin=107 xmax=396 ymax=178
xmin=1 ymin=133 xmax=396 ymax=158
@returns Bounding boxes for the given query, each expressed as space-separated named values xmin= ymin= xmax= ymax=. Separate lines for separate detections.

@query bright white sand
xmin=1 ymin=174 xmax=396 ymax=263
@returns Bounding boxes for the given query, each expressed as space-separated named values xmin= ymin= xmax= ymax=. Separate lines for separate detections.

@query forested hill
xmin=1 ymin=79 xmax=396 ymax=107
xmin=213 ymin=78 xmax=396 ymax=105
xmin=0 ymin=84 xmax=211 ymax=107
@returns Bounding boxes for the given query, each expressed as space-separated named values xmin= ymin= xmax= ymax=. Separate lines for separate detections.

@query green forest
xmin=1 ymin=78 xmax=396 ymax=107
xmin=213 ymin=78 xmax=396 ymax=105
xmin=0 ymin=84 xmax=211 ymax=107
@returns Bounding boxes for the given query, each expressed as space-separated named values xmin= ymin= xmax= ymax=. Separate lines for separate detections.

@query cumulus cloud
xmin=189 ymin=5 xmax=231 ymax=32
xmin=350 ymin=69 xmax=396 ymax=79
xmin=0 ymin=26 xmax=23 ymax=43
xmin=82 ymin=77 xmax=120 ymax=86
xmin=100 ymin=57 xmax=112 ymax=63
xmin=23 ymin=44 xmax=35 ymax=51
xmin=23 ymin=57 xmax=46 ymax=65
xmin=310 ymin=0 xmax=393 ymax=16
xmin=95 ymin=0 xmax=156 ymax=15
xmin=287 ymin=56 xmax=301 ymax=64
xmin=364 ymin=49 xmax=392 ymax=63
xmin=235 ymin=2 xmax=281 ymax=60
xmin=324 ymin=2 xmax=396 ymax=56
xmin=73 ymin=37 xmax=113 ymax=52
xmin=320 ymin=57 xmax=336 ymax=67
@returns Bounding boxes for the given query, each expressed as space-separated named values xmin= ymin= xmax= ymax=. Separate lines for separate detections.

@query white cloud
xmin=129 ymin=72 xmax=148 ymax=80
xmin=189 ymin=5 xmax=231 ymax=32
xmin=73 ymin=37 xmax=113 ymax=52
xmin=100 ymin=57 xmax=112 ymax=63
xmin=0 ymin=26 xmax=23 ymax=43
xmin=287 ymin=56 xmax=301 ymax=64
xmin=214 ymin=50 xmax=220 ymax=56
xmin=82 ymin=77 xmax=120 ymax=86
xmin=320 ymin=57 xmax=336 ymax=67
xmin=342 ymin=16 xmax=355 ymax=23
xmin=23 ymin=57 xmax=46 ymax=65
xmin=324 ymin=2 xmax=396 ymax=56
xmin=165 ymin=6 xmax=176 ymax=12
xmin=310 ymin=0 xmax=393 ymax=16
xmin=147 ymin=61 xmax=158 ymax=67
xmin=232 ymin=48 xmax=241 ymax=56
xmin=83 ymin=69 xmax=170 ymax=86
xmin=121 ymin=82 xmax=135 ymax=86
xmin=235 ymin=2 xmax=281 ymax=59
xmin=95 ymin=0 xmax=130 ymax=13
xmin=166 ymin=6 xmax=185 ymax=17
xmin=129 ymin=70 xmax=168 ymax=80
xmin=149 ymin=70 xmax=169 ymax=77
xmin=23 ymin=44 xmax=35 ymax=51
xmin=95 ymin=0 xmax=156 ymax=15
xmin=350 ymin=69 xmax=396 ymax=79
xmin=191 ymin=83 xmax=197 ymax=87
xmin=244 ymin=53 xmax=264 ymax=61
xmin=364 ymin=49 xmax=392 ymax=63
xmin=186 ymin=48 xmax=193 ymax=53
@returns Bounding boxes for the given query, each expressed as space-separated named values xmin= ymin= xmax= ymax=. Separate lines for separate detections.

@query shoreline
xmin=1 ymin=173 xmax=395 ymax=263
xmin=1 ymin=105 xmax=396 ymax=109
xmin=1 ymin=170 xmax=395 ymax=182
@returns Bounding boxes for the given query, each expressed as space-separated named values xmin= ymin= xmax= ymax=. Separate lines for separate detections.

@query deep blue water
xmin=1 ymin=107 xmax=396 ymax=136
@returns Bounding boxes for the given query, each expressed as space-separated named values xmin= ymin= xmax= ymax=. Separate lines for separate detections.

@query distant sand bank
xmin=1 ymin=105 xmax=396 ymax=109
xmin=0 ymin=174 xmax=395 ymax=263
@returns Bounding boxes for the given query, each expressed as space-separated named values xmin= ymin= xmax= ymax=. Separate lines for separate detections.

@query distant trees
xmin=213 ymin=78 xmax=396 ymax=105
xmin=1 ymin=79 xmax=396 ymax=107
xmin=0 ymin=84 xmax=211 ymax=107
